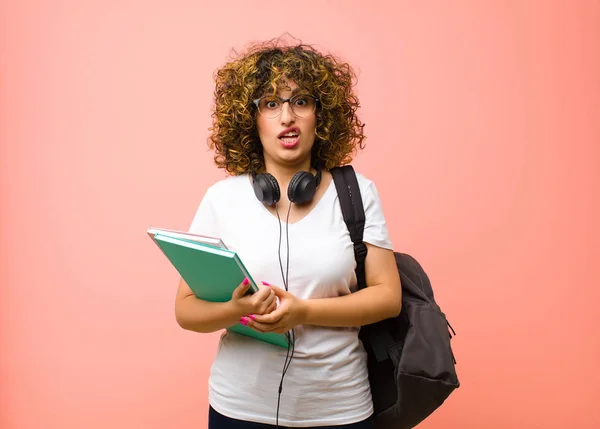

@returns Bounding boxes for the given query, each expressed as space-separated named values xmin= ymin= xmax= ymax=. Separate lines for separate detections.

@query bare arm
xmin=303 ymin=243 xmax=401 ymax=327
xmin=250 ymin=243 xmax=402 ymax=333
xmin=174 ymin=278 xmax=278 ymax=333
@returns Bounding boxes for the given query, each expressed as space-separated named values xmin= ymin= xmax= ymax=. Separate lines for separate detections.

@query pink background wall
xmin=1 ymin=1 xmax=599 ymax=428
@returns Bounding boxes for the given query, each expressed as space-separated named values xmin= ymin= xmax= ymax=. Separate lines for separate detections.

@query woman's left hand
xmin=245 ymin=283 xmax=308 ymax=334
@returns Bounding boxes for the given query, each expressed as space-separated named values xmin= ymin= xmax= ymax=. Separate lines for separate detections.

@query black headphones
xmin=252 ymin=168 xmax=322 ymax=206
xmin=252 ymin=168 xmax=321 ymax=427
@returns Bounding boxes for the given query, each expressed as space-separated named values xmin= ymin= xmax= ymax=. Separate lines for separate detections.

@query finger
xmin=252 ymin=291 xmax=274 ymax=313
xmin=258 ymin=288 xmax=274 ymax=303
xmin=232 ymin=278 xmax=251 ymax=300
xmin=255 ymin=285 xmax=271 ymax=299
xmin=268 ymin=284 xmax=287 ymax=297
xmin=253 ymin=307 xmax=284 ymax=324
xmin=266 ymin=300 xmax=278 ymax=314
xmin=257 ymin=300 xmax=275 ymax=316
xmin=241 ymin=316 xmax=263 ymax=332
xmin=245 ymin=317 xmax=266 ymax=332
xmin=250 ymin=325 xmax=268 ymax=333
xmin=250 ymin=287 xmax=271 ymax=307
xmin=265 ymin=291 xmax=277 ymax=307
xmin=265 ymin=293 xmax=279 ymax=312
xmin=249 ymin=321 xmax=275 ymax=333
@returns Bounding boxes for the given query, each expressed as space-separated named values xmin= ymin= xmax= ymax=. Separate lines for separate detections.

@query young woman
xmin=174 ymin=38 xmax=402 ymax=429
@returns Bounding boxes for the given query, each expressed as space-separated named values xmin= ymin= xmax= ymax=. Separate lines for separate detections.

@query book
xmin=148 ymin=227 xmax=291 ymax=349
xmin=147 ymin=227 xmax=228 ymax=249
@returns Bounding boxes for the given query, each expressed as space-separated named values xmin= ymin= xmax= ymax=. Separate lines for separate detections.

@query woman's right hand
xmin=231 ymin=278 xmax=277 ymax=318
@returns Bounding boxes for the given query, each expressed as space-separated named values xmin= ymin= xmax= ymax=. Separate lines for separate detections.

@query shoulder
xmin=353 ymin=171 xmax=375 ymax=190
xmin=203 ymin=174 xmax=251 ymax=202
xmin=337 ymin=168 xmax=378 ymax=197
xmin=347 ymin=169 xmax=387 ymax=212
xmin=330 ymin=166 xmax=386 ymax=210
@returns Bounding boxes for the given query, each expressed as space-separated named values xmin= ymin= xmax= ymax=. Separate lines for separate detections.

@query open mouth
xmin=280 ymin=134 xmax=299 ymax=143
xmin=278 ymin=128 xmax=300 ymax=148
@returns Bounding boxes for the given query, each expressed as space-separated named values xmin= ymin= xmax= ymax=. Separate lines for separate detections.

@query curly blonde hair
xmin=208 ymin=36 xmax=366 ymax=175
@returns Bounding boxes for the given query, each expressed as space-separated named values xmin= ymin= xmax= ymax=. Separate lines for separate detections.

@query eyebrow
xmin=291 ymin=87 xmax=309 ymax=95
xmin=258 ymin=86 xmax=308 ymax=99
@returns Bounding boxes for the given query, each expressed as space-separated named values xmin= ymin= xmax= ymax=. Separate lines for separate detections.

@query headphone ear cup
xmin=288 ymin=171 xmax=317 ymax=205
xmin=253 ymin=173 xmax=280 ymax=206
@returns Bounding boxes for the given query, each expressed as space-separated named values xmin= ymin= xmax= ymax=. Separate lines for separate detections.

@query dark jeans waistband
xmin=208 ymin=406 xmax=374 ymax=429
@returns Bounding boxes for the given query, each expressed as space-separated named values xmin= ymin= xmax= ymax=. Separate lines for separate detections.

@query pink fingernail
xmin=240 ymin=317 xmax=249 ymax=326
xmin=261 ymin=281 xmax=270 ymax=286
xmin=243 ymin=278 xmax=249 ymax=286
xmin=248 ymin=314 xmax=256 ymax=321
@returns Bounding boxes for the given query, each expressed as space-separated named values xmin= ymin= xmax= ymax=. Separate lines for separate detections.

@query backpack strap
xmin=331 ymin=165 xmax=368 ymax=290
xmin=332 ymin=165 xmax=396 ymax=362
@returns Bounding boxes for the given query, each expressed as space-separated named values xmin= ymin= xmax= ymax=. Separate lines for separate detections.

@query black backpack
xmin=331 ymin=165 xmax=460 ymax=429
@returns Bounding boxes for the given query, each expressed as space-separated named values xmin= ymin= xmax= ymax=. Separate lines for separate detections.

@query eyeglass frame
xmin=252 ymin=94 xmax=320 ymax=118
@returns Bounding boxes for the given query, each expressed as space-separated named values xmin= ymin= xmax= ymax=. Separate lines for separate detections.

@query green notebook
xmin=150 ymin=231 xmax=290 ymax=348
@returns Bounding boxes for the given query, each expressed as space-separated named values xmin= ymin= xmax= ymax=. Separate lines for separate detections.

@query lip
xmin=278 ymin=127 xmax=300 ymax=138
xmin=278 ymin=127 xmax=301 ymax=149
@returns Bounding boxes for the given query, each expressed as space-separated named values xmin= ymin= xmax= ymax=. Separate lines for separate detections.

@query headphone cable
xmin=273 ymin=203 xmax=296 ymax=429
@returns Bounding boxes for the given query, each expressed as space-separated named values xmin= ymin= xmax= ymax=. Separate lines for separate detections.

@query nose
xmin=280 ymin=101 xmax=295 ymax=125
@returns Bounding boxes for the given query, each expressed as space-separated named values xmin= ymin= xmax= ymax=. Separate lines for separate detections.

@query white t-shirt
xmin=188 ymin=171 xmax=393 ymax=427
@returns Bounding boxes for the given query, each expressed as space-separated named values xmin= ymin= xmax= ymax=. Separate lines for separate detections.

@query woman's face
xmin=255 ymin=78 xmax=317 ymax=170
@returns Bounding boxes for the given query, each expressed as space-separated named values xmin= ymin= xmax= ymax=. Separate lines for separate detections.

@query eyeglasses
xmin=252 ymin=94 xmax=318 ymax=119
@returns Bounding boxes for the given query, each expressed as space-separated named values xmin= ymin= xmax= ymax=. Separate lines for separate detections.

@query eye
xmin=293 ymin=96 xmax=309 ymax=106
xmin=262 ymin=98 xmax=281 ymax=109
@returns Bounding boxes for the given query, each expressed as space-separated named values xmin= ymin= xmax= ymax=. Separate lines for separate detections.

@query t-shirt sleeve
xmin=188 ymin=185 xmax=220 ymax=237
xmin=362 ymin=181 xmax=394 ymax=250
